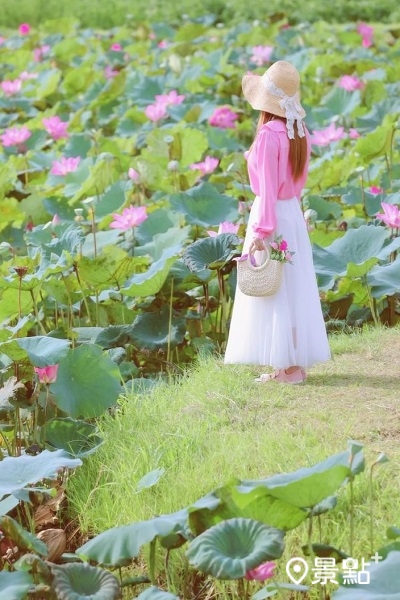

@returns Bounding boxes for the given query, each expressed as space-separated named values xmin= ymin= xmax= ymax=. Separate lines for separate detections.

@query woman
xmin=224 ymin=60 xmax=331 ymax=383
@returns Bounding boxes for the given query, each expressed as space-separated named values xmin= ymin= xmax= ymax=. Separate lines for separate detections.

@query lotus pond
xmin=0 ymin=13 xmax=400 ymax=600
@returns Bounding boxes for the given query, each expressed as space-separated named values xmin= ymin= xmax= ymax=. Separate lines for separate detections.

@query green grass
xmin=67 ymin=324 xmax=400 ymax=598
xmin=1 ymin=0 xmax=400 ymax=29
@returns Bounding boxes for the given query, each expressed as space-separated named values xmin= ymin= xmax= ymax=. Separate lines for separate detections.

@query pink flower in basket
xmin=269 ymin=235 xmax=294 ymax=264
xmin=279 ymin=239 xmax=288 ymax=251
xmin=235 ymin=235 xmax=294 ymax=267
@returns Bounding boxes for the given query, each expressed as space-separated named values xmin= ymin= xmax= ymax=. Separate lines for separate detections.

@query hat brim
xmin=242 ymin=74 xmax=306 ymax=118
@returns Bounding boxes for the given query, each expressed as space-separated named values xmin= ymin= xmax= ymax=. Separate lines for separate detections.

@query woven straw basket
xmin=237 ymin=247 xmax=284 ymax=297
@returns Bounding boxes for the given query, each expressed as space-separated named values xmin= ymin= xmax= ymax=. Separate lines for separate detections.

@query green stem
xmin=164 ymin=550 xmax=172 ymax=592
xmin=148 ymin=540 xmax=156 ymax=586
xmin=167 ymin=278 xmax=174 ymax=366
xmin=349 ymin=477 xmax=354 ymax=557
xmin=364 ymin=275 xmax=379 ymax=325
xmin=384 ymin=153 xmax=392 ymax=189
xmin=90 ymin=205 xmax=97 ymax=258
xmin=73 ymin=263 xmax=93 ymax=326
xmin=369 ymin=464 xmax=376 ymax=554
xmin=307 ymin=510 xmax=314 ymax=556
xmin=18 ymin=278 xmax=22 ymax=319
xmin=44 ymin=384 xmax=50 ymax=424
xmin=15 ymin=406 xmax=22 ymax=456
xmin=0 ymin=431 xmax=12 ymax=456
xmin=61 ymin=275 xmax=75 ymax=329
xmin=94 ymin=289 xmax=100 ymax=327
xmin=30 ymin=290 xmax=46 ymax=334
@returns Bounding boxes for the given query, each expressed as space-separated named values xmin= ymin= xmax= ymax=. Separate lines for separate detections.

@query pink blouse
xmin=244 ymin=119 xmax=311 ymax=239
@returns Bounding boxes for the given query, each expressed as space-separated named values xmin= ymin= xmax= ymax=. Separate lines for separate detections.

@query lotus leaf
xmin=333 ymin=550 xmax=400 ymax=598
xmin=186 ymin=517 xmax=284 ymax=579
xmin=134 ymin=587 xmax=179 ymax=599
xmin=44 ymin=418 xmax=103 ymax=457
xmin=51 ymin=563 xmax=120 ymax=600
xmin=0 ymin=571 xmax=33 ymax=600
xmin=50 ymin=344 xmax=122 ymax=418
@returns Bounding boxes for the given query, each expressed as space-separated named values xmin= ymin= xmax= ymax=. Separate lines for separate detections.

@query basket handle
xmin=248 ymin=242 xmax=271 ymax=270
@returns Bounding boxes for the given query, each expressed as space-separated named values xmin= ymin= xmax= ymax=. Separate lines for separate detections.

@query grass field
xmin=67 ymin=324 xmax=400 ymax=598
xmin=1 ymin=0 xmax=400 ymax=29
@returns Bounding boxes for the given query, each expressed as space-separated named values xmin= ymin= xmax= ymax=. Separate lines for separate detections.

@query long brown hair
xmin=256 ymin=111 xmax=308 ymax=182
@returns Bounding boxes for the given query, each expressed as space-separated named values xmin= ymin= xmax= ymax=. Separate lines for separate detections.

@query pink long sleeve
xmin=245 ymin=120 xmax=310 ymax=240
xmin=251 ymin=129 xmax=279 ymax=238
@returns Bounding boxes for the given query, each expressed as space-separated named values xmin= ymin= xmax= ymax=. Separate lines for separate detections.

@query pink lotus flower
xmin=109 ymin=205 xmax=148 ymax=231
xmin=1 ymin=79 xmax=22 ymax=96
xmin=1 ymin=126 xmax=31 ymax=147
xmin=50 ymin=156 xmax=81 ymax=176
xmin=310 ymin=123 xmax=345 ymax=146
xmin=209 ymin=106 xmax=238 ymax=129
xmin=190 ymin=156 xmax=219 ymax=176
xmin=42 ymin=116 xmax=69 ymax=140
xmin=337 ymin=75 xmax=364 ymax=92
xmin=207 ymin=221 xmax=239 ymax=237
xmin=145 ymin=102 xmax=167 ymax=122
xmin=157 ymin=40 xmax=169 ymax=49
xmin=245 ymin=561 xmax=276 ymax=581
xmin=34 ymin=365 xmax=58 ymax=384
xmin=155 ymin=90 xmax=185 ymax=106
xmin=250 ymin=45 xmax=274 ymax=66
xmin=52 ymin=214 xmax=61 ymax=226
xmin=362 ymin=36 xmax=373 ymax=48
xmin=128 ymin=168 xmax=139 ymax=181
xmin=357 ymin=23 xmax=374 ymax=37
xmin=357 ymin=22 xmax=374 ymax=47
xmin=19 ymin=71 xmax=38 ymax=81
xmin=376 ymin=202 xmax=400 ymax=228
xmin=0 ymin=37 xmax=5 ymax=45
xmin=369 ymin=186 xmax=383 ymax=195
xmin=349 ymin=128 xmax=360 ymax=139
xmin=18 ymin=23 xmax=31 ymax=35
xmin=33 ymin=45 xmax=50 ymax=62
xmin=110 ymin=43 xmax=122 ymax=51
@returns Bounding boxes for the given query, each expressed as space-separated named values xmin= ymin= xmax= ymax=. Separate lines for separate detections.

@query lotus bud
xmin=167 ymin=160 xmax=179 ymax=172
xmin=304 ymin=209 xmax=318 ymax=223
xmin=74 ymin=208 xmax=84 ymax=223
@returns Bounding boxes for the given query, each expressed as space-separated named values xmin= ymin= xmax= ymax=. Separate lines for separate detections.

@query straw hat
xmin=242 ymin=60 xmax=306 ymax=139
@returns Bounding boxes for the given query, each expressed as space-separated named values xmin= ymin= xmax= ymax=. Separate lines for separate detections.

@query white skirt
xmin=224 ymin=197 xmax=331 ymax=369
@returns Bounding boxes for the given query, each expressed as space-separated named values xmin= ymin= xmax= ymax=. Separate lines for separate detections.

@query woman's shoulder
xmin=260 ymin=120 xmax=287 ymax=134
xmin=256 ymin=120 xmax=286 ymax=150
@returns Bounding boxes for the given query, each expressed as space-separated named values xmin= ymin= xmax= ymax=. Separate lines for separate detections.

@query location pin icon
xmin=286 ymin=557 xmax=309 ymax=585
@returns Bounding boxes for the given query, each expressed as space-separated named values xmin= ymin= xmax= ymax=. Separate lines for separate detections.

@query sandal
xmin=255 ymin=368 xmax=305 ymax=385
xmin=254 ymin=370 xmax=282 ymax=383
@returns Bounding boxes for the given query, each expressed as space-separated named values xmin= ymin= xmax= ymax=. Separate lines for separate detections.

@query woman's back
xmin=246 ymin=119 xmax=310 ymax=202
